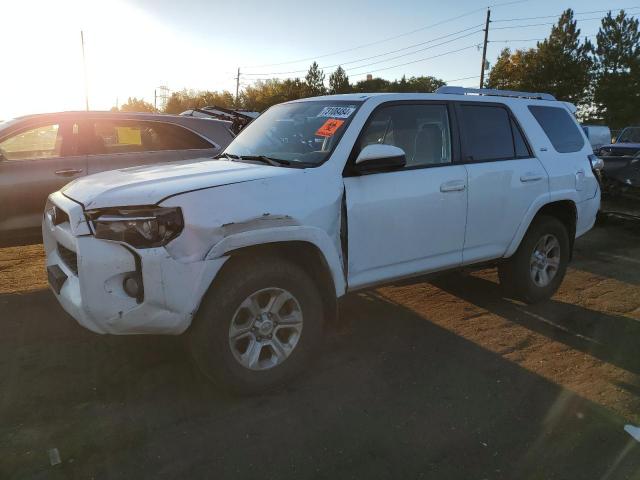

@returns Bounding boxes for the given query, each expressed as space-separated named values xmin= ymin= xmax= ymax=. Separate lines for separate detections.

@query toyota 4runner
xmin=43 ymin=87 xmax=601 ymax=393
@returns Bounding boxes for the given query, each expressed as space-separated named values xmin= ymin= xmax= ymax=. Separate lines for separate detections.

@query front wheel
xmin=188 ymin=256 xmax=324 ymax=394
xmin=498 ymin=215 xmax=570 ymax=304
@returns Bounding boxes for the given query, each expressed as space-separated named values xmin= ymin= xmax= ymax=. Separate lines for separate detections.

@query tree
xmin=353 ymin=76 xmax=391 ymax=92
xmin=486 ymin=48 xmax=538 ymax=90
xmin=240 ymin=78 xmax=307 ymax=111
xmin=305 ymin=62 xmax=326 ymax=96
xmin=329 ymin=66 xmax=351 ymax=94
xmin=487 ymin=9 xmax=593 ymax=106
xmin=533 ymin=9 xmax=593 ymax=104
xmin=117 ymin=97 xmax=156 ymax=113
xmin=593 ymin=10 xmax=640 ymax=129
xmin=163 ymin=89 xmax=235 ymax=114
xmin=392 ymin=75 xmax=445 ymax=92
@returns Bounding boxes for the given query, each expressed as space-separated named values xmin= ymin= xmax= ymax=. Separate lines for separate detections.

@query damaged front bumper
xmin=42 ymin=192 xmax=227 ymax=335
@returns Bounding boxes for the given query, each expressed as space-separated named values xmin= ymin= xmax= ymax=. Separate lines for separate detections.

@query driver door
xmin=343 ymin=102 xmax=468 ymax=289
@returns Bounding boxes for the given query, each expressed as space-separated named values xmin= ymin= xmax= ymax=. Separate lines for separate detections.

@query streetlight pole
xmin=81 ymin=30 xmax=89 ymax=110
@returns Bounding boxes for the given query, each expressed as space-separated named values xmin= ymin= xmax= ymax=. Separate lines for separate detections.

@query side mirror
xmin=354 ymin=144 xmax=406 ymax=173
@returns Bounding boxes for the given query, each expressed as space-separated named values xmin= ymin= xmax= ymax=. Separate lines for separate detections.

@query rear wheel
xmin=189 ymin=256 xmax=324 ymax=394
xmin=498 ymin=215 xmax=570 ymax=304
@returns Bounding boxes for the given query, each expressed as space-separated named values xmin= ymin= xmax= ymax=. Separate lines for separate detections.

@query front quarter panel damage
xmin=161 ymin=168 xmax=347 ymax=296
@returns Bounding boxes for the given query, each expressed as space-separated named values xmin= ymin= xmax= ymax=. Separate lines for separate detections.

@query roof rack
xmin=435 ymin=86 xmax=556 ymax=101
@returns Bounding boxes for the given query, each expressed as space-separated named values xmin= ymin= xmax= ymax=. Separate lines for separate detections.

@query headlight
xmin=86 ymin=206 xmax=183 ymax=248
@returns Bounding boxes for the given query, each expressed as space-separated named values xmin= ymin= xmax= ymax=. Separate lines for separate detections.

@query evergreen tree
xmin=593 ymin=10 xmax=640 ymax=129
xmin=531 ymin=9 xmax=593 ymax=104
xmin=305 ymin=62 xmax=326 ymax=96
xmin=486 ymin=9 xmax=593 ymax=106
xmin=329 ymin=66 xmax=350 ymax=94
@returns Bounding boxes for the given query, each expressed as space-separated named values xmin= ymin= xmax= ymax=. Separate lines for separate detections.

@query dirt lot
xmin=2 ymin=221 xmax=640 ymax=479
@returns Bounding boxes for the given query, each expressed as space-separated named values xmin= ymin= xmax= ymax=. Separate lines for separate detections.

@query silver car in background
xmin=0 ymin=111 xmax=235 ymax=246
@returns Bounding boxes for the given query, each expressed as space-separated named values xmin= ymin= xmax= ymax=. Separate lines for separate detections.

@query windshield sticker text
xmin=317 ymin=106 xmax=356 ymax=119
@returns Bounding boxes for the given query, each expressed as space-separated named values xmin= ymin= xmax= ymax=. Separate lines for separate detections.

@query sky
xmin=1 ymin=0 xmax=638 ymax=120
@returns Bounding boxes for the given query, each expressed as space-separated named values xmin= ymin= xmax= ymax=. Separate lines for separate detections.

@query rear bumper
xmin=43 ymin=192 xmax=227 ymax=335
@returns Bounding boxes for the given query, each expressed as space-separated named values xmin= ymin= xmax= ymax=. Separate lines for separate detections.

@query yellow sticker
xmin=116 ymin=126 xmax=142 ymax=145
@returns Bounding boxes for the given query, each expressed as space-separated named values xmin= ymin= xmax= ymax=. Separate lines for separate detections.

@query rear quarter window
xmin=528 ymin=105 xmax=584 ymax=153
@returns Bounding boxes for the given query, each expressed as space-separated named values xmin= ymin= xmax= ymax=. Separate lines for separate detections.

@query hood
xmin=62 ymin=158 xmax=292 ymax=209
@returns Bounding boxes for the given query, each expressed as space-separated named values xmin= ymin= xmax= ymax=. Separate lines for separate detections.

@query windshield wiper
xmin=217 ymin=153 xmax=313 ymax=168
xmin=215 ymin=152 xmax=240 ymax=160
xmin=238 ymin=155 xmax=292 ymax=167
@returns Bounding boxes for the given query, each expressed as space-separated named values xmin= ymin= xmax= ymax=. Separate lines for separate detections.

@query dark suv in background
xmin=0 ymin=111 xmax=234 ymax=246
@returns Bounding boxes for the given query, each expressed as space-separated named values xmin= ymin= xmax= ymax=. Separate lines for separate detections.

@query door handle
xmin=440 ymin=180 xmax=466 ymax=192
xmin=55 ymin=168 xmax=83 ymax=177
xmin=520 ymin=173 xmax=543 ymax=183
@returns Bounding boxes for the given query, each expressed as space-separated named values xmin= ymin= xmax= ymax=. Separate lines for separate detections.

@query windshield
xmin=616 ymin=127 xmax=640 ymax=143
xmin=223 ymin=100 xmax=362 ymax=166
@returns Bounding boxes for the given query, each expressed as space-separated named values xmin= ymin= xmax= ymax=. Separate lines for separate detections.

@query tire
xmin=498 ymin=215 xmax=570 ymax=304
xmin=188 ymin=255 xmax=324 ymax=394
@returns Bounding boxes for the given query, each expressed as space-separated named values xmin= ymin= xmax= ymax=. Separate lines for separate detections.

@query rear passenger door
xmin=456 ymin=102 xmax=548 ymax=264
xmin=82 ymin=119 xmax=217 ymax=174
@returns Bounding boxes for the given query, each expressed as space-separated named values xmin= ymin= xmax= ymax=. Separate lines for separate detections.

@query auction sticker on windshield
xmin=317 ymin=106 xmax=356 ymax=118
xmin=316 ymin=119 xmax=345 ymax=137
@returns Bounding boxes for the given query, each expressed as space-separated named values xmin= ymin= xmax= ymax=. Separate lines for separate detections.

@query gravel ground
xmin=1 ymin=221 xmax=640 ymax=479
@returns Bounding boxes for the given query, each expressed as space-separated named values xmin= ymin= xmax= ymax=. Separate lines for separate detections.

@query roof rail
xmin=435 ymin=86 xmax=556 ymax=101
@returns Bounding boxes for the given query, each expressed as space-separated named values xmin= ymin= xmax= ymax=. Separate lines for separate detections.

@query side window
xmin=459 ymin=105 xmax=514 ymax=161
xmin=511 ymin=118 xmax=531 ymax=159
xmin=359 ymin=104 xmax=452 ymax=167
xmin=0 ymin=124 xmax=62 ymax=161
xmin=86 ymin=120 xmax=213 ymax=155
xmin=146 ymin=122 xmax=214 ymax=150
xmin=528 ymin=105 xmax=584 ymax=153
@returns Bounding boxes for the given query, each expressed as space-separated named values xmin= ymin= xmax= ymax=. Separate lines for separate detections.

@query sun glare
xmin=0 ymin=0 xmax=172 ymax=120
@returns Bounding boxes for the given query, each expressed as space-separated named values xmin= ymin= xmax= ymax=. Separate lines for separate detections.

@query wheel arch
xmin=216 ymin=240 xmax=340 ymax=327
xmin=506 ymin=199 xmax=577 ymax=258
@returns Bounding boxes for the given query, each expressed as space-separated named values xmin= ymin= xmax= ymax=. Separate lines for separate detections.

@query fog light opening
xmin=123 ymin=274 xmax=142 ymax=301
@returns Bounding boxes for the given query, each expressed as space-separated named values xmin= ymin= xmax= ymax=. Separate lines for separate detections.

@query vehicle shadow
xmin=571 ymin=223 xmax=640 ymax=286
xmin=1 ymin=288 xmax=640 ymax=479
xmin=430 ymin=272 xmax=640 ymax=376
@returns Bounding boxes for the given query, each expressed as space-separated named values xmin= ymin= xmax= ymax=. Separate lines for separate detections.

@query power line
xmin=244 ymin=28 xmax=483 ymax=77
xmin=491 ymin=16 xmax=616 ymax=30
xmin=492 ymin=6 xmax=640 ymax=23
xmin=243 ymin=25 xmax=483 ymax=76
xmin=345 ymin=43 xmax=479 ymax=75
xmin=443 ymin=74 xmax=480 ymax=83
xmin=242 ymin=0 xmax=530 ymax=69
xmin=490 ymin=38 xmax=546 ymax=42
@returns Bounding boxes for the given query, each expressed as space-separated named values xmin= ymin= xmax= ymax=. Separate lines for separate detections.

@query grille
xmin=57 ymin=243 xmax=78 ymax=275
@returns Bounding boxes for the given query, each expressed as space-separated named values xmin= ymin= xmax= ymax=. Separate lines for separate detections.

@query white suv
xmin=43 ymin=87 xmax=601 ymax=393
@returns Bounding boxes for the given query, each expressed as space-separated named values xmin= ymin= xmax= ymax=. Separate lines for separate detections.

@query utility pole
xmin=235 ymin=67 xmax=241 ymax=107
xmin=81 ymin=30 xmax=89 ymax=110
xmin=479 ymin=8 xmax=491 ymax=89
xmin=154 ymin=89 xmax=157 ymax=110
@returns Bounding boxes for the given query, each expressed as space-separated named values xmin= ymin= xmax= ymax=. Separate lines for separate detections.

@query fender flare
xmin=504 ymin=190 xmax=578 ymax=258
xmin=205 ymin=225 xmax=347 ymax=296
